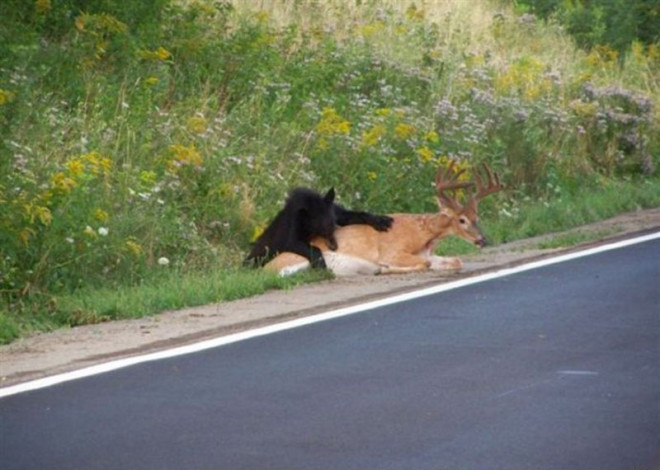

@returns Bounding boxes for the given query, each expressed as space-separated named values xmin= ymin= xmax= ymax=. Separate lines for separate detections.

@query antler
xmin=435 ymin=160 xmax=474 ymax=211
xmin=436 ymin=161 xmax=502 ymax=211
xmin=472 ymin=163 xmax=502 ymax=201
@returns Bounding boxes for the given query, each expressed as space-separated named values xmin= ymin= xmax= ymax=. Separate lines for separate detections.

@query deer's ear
xmin=324 ymin=187 xmax=335 ymax=204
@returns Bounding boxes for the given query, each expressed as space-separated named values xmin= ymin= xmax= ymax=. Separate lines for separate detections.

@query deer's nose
xmin=474 ymin=237 xmax=487 ymax=248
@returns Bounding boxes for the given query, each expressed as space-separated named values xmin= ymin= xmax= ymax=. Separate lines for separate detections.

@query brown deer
xmin=264 ymin=162 xmax=502 ymax=276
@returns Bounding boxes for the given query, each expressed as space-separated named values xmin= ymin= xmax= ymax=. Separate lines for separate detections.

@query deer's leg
xmin=428 ymin=255 xmax=463 ymax=271
xmin=264 ymin=253 xmax=311 ymax=276
xmin=378 ymin=253 xmax=430 ymax=274
xmin=284 ymin=240 xmax=327 ymax=269
xmin=322 ymin=251 xmax=381 ymax=276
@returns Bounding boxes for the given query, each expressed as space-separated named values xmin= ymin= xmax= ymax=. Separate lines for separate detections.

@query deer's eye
xmin=459 ymin=216 xmax=468 ymax=225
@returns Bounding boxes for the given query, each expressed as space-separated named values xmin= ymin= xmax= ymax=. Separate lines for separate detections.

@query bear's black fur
xmin=245 ymin=187 xmax=392 ymax=268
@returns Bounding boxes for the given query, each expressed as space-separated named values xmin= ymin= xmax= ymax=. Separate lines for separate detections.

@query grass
xmin=484 ymin=176 xmax=660 ymax=243
xmin=437 ymin=175 xmax=660 ymax=255
xmin=0 ymin=0 xmax=659 ymax=343
xmin=536 ymin=229 xmax=621 ymax=250
xmin=0 ymin=268 xmax=332 ymax=343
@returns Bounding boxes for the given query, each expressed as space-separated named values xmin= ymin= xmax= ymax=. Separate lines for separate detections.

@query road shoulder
xmin=1 ymin=208 xmax=658 ymax=387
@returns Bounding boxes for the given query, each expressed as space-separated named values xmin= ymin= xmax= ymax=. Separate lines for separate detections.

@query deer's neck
xmin=421 ymin=212 xmax=455 ymax=240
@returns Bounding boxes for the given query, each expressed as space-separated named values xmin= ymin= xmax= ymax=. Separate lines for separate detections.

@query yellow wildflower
xmin=95 ymin=40 xmax=109 ymax=59
xmin=316 ymin=107 xmax=351 ymax=136
xmin=631 ymin=42 xmax=645 ymax=63
xmin=35 ymin=0 xmax=51 ymax=15
xmin=494 ymin=57 xmax=550 ymax=100
xmin=417 ymin=146 xmax=434 ymax=163
xmin=424 ymin=130 xmax=440 ymax=143
xmin=101 ymin=14 xmax=127 ymax=34
xmin=75 ymin=13 xmax=128 ymax=35
xmin=577 ymin=72 xmax=593 ymax=84
xmin=405 ymin=4 xmax=425 ymax=21
xmin=360 ymin=21 xmax=385 ymax=38
xmin=254 ymin=10 xmax=269 ymax=23
xmin=19 ymin=228 xmax=36 ymax=245
xmin=586 ymin=45 xmax=618 ymax=69
xmin=80 ymin=151 xmax=99 ymax=173
xmin=394 ymin=122 xmax=416 ymax=140
xmin=125 ymin=240 xmax=143 ymax=257
xmin=0 ymin=89 xmax=16 ymax=105
xmin=648 ymin=44 xmax=659 ymax=61
xmin=23 ymin=203 xmax=52 ymax=225
xmin=524 ymin=85 xmax=542 ymax=101
xmin=145 ymin=76 xmax=159 ymax=86
xmin=366 ymin=171 xmax=377 ymax=181
xmin=168 ymin=144 xmax=203 ymax=169
xmin=316 ymin=138 xmax=330 ymax=151
xmin=74 ymin=15 xmax=86 ymax=31
xmin=83 ymin=151 xmax=99 ymax=167
xmin=38 ymin=189 xmax=53 ymax=206
xmin=336 ymin=121 xmax=351 ymax=134
xmin=69 ymin=151 xmax=111 ymax=175
xmin=251 ymin=225 xmax=265 ymax=242
xmin=437 ymin=156 xmax=471 ymax=182
xmin=34 ymin=206 xmax=52 ymax=225
xmin=94 ymin=209 xmax=109 ymax=222
xmin=361 ymin=124 xmax=386 ymax=148
xmin=187 ymin=115 xmax=208 ymax=134
xmin=51 ymin=172 xmax=77 ymax=192
xmin=138 ymin=47 xmax=172 ymax=62
xmin=99 ymin=157 xmax=112 ymax=173
xmin=155 ymin=47 xmax=171 ymax=61
xmin=66 ymin=158 xmax=85 ymax=177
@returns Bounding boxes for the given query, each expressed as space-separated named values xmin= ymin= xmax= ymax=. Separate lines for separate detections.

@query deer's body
xmin=265 ymin=211 xmax=467 ymax=276
xmin=264 ymin=162 xmax=501 ymax=277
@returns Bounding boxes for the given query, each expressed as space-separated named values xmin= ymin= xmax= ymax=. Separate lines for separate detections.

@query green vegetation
xmin=515 ymin=0 xmax=659 ymax=54
xmin=1 ymin=0 xmax=659 ymax=342
xmin=0 ymin=267 xmax=330 ymax=345
xmin=437 ymin=176 xmax=660 ymax=254
xmin=536 ymin=229 xmax=619 ymax=250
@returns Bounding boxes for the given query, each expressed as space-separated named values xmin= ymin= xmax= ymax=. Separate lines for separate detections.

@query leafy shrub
xmin=515 ymin=0 xmax=660 ymax=55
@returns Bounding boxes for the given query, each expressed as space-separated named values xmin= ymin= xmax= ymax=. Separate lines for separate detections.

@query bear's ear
xmin=324 ymin=187 xmax=335 ymax=204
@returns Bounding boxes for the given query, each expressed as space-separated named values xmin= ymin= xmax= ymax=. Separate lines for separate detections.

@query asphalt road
xmin=1 ymin=238 xmax=659 ymax=470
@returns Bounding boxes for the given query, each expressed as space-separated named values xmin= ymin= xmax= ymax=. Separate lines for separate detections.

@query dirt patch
xmin=1 ymin=208 xmax=658 ymax=387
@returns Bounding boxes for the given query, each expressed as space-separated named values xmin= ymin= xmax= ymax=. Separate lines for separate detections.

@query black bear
xmin=245 ymin=187 xmax=392 ymax=268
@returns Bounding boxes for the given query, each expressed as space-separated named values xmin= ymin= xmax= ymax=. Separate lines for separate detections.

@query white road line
xmin=1 ymin=231 xmax=658 ymax=399
xmin=557 ymin=370 xmax=599 ymax=376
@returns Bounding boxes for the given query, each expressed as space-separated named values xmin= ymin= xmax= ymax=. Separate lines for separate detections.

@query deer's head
xmin=434 ymin=161 xmax=502 ymax=247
